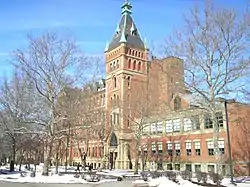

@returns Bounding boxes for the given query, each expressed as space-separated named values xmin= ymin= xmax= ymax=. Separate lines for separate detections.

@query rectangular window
xmin=207 ymin=141 xmax=214 ymax=156
xmin=165 ymin=120 xmax=173 ymax=133
xmin=186 ymin=164 xmax=192 ymax=172
xmin=219 ymin=140 xmax=225 ymax=154
xmin=185 ymin=142 xmax=192 ymax=156
xmin=175 ymin=164 xmax=180 ymax=171
xmin=216 ymin=112 xmax=224 ymax=127
xmin=192 ymin=116 xmax=200 ymax=130
xmin=195 ymin=164 xmax=201 ymax=172
xmin=157 ymin=122 xmax=163 ymax=133
xmin=173 ymin=119 xmax=181 ymax=132
xmin=167 ymin=164 xmax=173 ymax=170
xmin=151 ymin=123 xmax=157 ymax=134
xmin=175 ymin=142 xmax=181 ymax=156
xmin=184 ymin=118 xmax=192 ymax=131
xmin=157 ymin=142 xmax=163 ymax=154
xmin=167 ymin=143 xmax=173 ymax=156
xmin=151 ymin=143 xmax=156 ymax=154
xmin=194 ymin=141 xmax=201 ymax=156
xmin=205 ymin=115 xmax=213 ymax=129
xmin=208 ymin=165 xmax=215 ymax=172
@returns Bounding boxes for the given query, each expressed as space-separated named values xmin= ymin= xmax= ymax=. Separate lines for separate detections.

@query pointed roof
xmin=105 ymin=0 xmax=145 ymax=52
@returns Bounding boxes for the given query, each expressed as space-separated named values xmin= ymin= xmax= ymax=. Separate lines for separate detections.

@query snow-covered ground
xmin=1 ymin=164 xmax=250 ymax=187
xmin=0 ymin=164 xmax=117 ymax=184
xmin=132 ymin=175 xmax=250 ymax=187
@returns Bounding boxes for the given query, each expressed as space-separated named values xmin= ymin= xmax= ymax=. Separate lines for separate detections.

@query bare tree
xmin=12 ymin=32 xmax=94 ymax=175
xmin=163 ymin=1 xmax=250 ymax=172
xmin=0 ymin=71 xmax=37 ymax=171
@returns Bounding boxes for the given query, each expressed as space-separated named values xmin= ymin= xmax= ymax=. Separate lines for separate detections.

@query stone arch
xmin=110 ymin=132 xmax=118 ymax=146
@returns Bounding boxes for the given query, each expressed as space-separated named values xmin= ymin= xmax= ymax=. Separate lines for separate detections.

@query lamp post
xmin=216 ymin=98 xmax=235 ymax=184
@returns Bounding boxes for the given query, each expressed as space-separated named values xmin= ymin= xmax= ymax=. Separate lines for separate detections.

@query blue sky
xmin=0 ymin=0 xmax=248 ymax=77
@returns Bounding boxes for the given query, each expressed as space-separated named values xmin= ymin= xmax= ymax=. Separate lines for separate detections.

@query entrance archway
xmin=109 ymin=132 xmax=118 ymax=169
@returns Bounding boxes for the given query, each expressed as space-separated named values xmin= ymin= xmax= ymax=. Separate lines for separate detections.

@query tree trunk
xmin=141 ymin=153 xmax=145 ymax=172
xmin=42 ymin=138 xmax=53 ymax=176
xmin=55 ymin=140 xmax=61 ymax=174
xmin=134 ymin=150 xmax=140 ymax=174
xmin=10 ymin=139 xmax=16 ymax=172
xmin=18 ymin=155 xmax=24 ymax=171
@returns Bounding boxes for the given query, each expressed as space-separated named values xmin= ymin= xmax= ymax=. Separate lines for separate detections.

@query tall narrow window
xmin=128 ymin=59 xmax=131 ymax=69
xmin=194 ymin=141 xmax=201 ymax=156
xmin=151 ymin=142 xmax=156 ymax=154
xmin=138 ymin=61 xmax=141 ymax=71
xmin=174 ymin=96 xmax=181 ymax=110
xmin=207 ymin=141 xmax=214 ymax=156
xmin=185 ymin=142 xmax=192 ymax=156
xmin=175 ymin=143 xmax=181 ymax=156
xmin=157 ymin=142 xmax=163 ymax=154
xmin=110 ymin=115 xmax=113 ymax=126
xmin=128 ymin=76 xmax=131 ymax=88
xmin=114 ymin=77 xmax=117 ymax=88
xmin=117 ymin=60 xmax=120 ymax=68
xmin=133 ymin=60 xmax=136 ymax=70
xmin=113 ymin=113 xmax=116 ymax=124
xmin=167 ymin=143 xmax=173 ymax=156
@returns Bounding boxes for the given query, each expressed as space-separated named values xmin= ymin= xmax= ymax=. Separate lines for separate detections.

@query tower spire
xmin=121 ymin=0 xmax=132 ymax=15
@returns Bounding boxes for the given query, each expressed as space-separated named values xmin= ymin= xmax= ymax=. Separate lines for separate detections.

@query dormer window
xmin=132 ymin=29 xmax=137 ymax=36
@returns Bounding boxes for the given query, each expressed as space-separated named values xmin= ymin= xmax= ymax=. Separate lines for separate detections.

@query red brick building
xmin=64 ymin=0 xmax=249 ymax=176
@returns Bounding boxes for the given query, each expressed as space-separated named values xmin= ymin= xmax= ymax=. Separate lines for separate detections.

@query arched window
xmin=128 ymin=59 xmax=131 ymax=69
xmin=117 ymin=60 xmax=119 ymax=68
xmin=133 ymin=60 xmax=136 ymax=70
xmin=116 ymin=95 xmax=119 ymax=104
xmin=135 ymin=51 xmax=137 ymax=57
xmin=174 ymin=96 xmax=181 ymax=110
xmin=110 ymin=132 xmax=118 ymax=146
xmin=114 ymin=77 xmax=117 ymax=88
xmin=128 ymin=76 xmax=131 ymax=87
xmin=132 ymin=50 xmax=134 ymax=56
xmin=138 ymin=61 xmax=141 ymax=71
xmin=138 ymin=52 xmax=141 ymax=57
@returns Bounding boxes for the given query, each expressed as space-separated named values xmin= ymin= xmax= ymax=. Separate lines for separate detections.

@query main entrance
xmin=109 ymin=132 xmax=118 ymax=169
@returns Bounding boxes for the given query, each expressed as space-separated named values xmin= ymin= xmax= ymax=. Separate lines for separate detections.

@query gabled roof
xmin=105 ymin=0 xmax=146 ymax=52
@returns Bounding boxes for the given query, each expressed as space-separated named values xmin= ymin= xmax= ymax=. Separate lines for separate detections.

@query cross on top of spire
xmin=121 ymin=0 xmax=132 ymax=15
